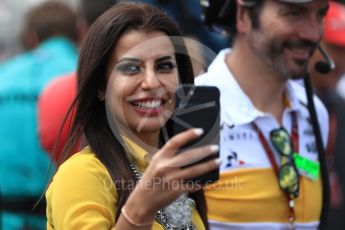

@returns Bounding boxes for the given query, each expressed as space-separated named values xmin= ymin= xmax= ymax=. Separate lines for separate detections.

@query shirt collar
xmin=285 ymin=80 xmax=303 ymax=113
xmin=206 ymin=49 xmax=302 ymax=126
xmin=122 ymin=136 xmax=149 ymax=172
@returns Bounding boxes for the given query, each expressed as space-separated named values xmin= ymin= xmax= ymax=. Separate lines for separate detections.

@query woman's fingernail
xmin=210 ymin=145 xmax=219 ymax=153
xmin=193 ymin=128 xmax=204 ymax=136
xmin=214 ymin=158 xmax=222 ymax=166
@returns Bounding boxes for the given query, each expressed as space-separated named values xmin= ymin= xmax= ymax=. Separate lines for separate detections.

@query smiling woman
xmin=45 ymin=2 xmax=220 ymax=230
xmin=105 ymin=31 xmax=179 ymax=146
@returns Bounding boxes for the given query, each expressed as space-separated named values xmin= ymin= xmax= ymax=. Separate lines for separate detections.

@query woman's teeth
xmin=133 ymin=100 xmax=162 ymax=109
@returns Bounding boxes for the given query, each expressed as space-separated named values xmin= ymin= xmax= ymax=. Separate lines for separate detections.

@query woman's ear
xmin=97 ymin=90 xmax=105 ymax=101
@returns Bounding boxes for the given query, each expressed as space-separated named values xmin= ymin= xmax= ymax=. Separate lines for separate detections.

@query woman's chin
xmin=133 ymin=118 xmax=169 ymax=133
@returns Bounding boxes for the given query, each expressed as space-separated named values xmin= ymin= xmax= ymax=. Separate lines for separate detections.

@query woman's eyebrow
xmin=116 ymin=55 xmax=175 ymax=64
xmin=156 ymin=56 xmax=175 ymax=62
xmin=117 ymin=57 xmax=141 ymax=64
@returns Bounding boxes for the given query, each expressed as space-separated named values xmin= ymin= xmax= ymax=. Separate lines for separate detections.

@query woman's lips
xmin=130 ymin=98 xmax=167 ymax=116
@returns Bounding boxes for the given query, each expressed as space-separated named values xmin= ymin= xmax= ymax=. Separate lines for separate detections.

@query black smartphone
xmin=172 ymin=84 xmax=220 ymax=184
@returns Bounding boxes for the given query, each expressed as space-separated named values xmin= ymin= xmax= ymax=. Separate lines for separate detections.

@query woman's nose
xmin=140 ymin=69 xmax=161 ymax=90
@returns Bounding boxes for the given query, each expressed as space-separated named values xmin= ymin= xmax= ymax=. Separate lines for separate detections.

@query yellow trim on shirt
xmin=204 ymin=167 xmax=321 ymax=224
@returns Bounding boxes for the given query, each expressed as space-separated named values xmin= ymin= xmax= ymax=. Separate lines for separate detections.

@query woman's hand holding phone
xmin=123 ymin=128 xmax=220 ymax=226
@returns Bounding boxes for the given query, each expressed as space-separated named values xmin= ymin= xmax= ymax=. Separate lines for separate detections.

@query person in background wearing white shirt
xmin=196 ymin=0 xmax=330 ymax=229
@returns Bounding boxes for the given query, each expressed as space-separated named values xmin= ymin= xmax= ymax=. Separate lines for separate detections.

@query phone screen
xmin=172 ymin=84 xmax=220 ymax=184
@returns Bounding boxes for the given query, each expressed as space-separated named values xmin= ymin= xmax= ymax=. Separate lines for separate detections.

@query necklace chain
xmin=129 ymin=163 xmax=196 ymax=230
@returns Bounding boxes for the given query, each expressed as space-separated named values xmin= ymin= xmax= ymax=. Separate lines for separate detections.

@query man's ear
xmin=236 ymin=0 xmax=251 ymax=35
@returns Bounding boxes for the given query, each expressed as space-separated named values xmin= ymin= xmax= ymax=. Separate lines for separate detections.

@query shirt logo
xmin=225 ymin=149 xmax=246 ymax=168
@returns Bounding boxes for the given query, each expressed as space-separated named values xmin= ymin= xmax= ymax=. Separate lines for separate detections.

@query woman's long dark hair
xmin=59 ymin=2 xmax=208 ymax=228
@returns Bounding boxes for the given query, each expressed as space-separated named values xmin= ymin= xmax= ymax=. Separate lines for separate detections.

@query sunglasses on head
xmin=270 ymin=128 xmax=299 ymax=198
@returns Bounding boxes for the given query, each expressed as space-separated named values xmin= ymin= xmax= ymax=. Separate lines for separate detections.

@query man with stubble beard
xmin=196 ymin=0 xmax=330 ymax=229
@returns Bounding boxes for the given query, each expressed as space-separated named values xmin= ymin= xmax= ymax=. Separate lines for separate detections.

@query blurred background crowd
xmin=0 ymin=0 xmax=229 ymax=63
xmin=0 ymin=0 xmax=344 ymax=229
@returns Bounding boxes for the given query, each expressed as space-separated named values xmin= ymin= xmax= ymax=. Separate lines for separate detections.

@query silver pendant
xmin=129 ymin=163 xmax=197 ymax=230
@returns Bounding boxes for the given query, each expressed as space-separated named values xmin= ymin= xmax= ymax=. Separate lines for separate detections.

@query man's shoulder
xmin=195 ymin=72 xmax=213 ymax=85
xmin=195 ymin=49 xmax=231 ymax=86
xmin=0 ymin=52 xmax=34 ymax=77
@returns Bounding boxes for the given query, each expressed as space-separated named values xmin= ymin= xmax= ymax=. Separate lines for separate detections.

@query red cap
xmin=324 ymin=1 xmax=345 ymax=47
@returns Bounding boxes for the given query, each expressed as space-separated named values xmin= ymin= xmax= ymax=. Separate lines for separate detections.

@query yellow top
xmin=46 ymin=138 xmax=205 ymax=229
